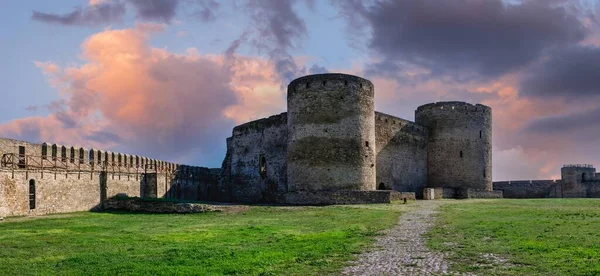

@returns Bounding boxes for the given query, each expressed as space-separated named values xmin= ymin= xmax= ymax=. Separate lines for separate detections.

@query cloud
xmin=128 ymin=0 xmax=179 ymax=23
xmin=32 ymin=0 xmax=219 ymax=26
xmin=520 ymin=46 xmax=600 ymax=99
xmin=189 ymin=0 xmax=220 ymax=22
xmin=2 ymin=24 xmax=289 ymax=166
xmin=335 ymin=0 xmax=587 ymax=80
xmin=243 ymin=0 xmax=309 ymax=83
xmin=32 ymin=1 xmax=126 ymax=26
xmin=308 ymin=64 xmax=328 ymax=74
xmin=3 ymin=25 xmax=236 ymax=165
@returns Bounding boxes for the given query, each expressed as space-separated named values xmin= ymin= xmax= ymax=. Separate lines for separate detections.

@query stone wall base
xmin=102 ymin=197 xmax=221 ymax=213
xmin=423 ymin=187 xmax=503 ymax=199
xmin=280 ymin=190 xmax=395 ymax=205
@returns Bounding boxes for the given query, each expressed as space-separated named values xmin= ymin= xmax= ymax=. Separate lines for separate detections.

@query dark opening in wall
xmin=259 ymin=155 xmax=267 ymax=179
xmin=97 ymin=151 xmax=102 ymax=165
xmin=483 ymin=170 xmax=486 ymax=178
xmin=29 ymin=179 xmax=36 ymax=210
xmin=378 ymin=183 xmax=386 ymax=190
xmin=89 ymin=150 xmax=94 ymax=165
xmin=305 ymin=82 xmax=310 ymax=89
xmin=365 ymin=141 xmax=369 ymax=147
xmin=322 ymin=80 xmax=326 ymax=86
xmin=70 ymin=147 xmax=75 ymax=163
xmin=480 ymin=130 xmax=482 ymax=138
xmin=61 ymin=146 xmax=67 ymax=162
xmin=105 ymin=152 xmax=109 ymax=165
xmin=79 ymin=148 xmax=84 ymax=164
xmin=582 ymin=173 xmax=587 ymax=182
xmin=18 ymin=146 xmax=25 ymax=168
xmin=460 ymin=151 xmax=463 ymax=158
xmin=118 ymin=154 xmax=122 ymax=166
xmin=51 ymin=144 xmax=57 ymax=161
xmin=41 ymin=143 xmax=48 ymax=160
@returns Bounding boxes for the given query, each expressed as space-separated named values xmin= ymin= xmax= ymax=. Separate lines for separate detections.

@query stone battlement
xmin=287 ymin=73 xmax=374 ymax=98
xmin=232 ymin=113 xmax=287 ymax=137
xmin=563 ymin=164 xmax=594 ymax=168
xmin=415 ymin=101 xmax=491 ymax=114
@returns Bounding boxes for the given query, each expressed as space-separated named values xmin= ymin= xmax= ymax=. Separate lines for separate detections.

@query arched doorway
xmin=378 ymin=183 xmax=386 ymax=190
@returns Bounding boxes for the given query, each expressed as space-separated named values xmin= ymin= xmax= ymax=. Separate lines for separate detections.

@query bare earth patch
xmin=343 ymin=201 xmax=474 ymax=276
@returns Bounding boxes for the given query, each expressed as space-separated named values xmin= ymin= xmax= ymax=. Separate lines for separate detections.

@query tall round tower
xmin=287 ymin=73 xmax=376 ymax=192
xmin=415 ymin=101 xmax=492 ymax=191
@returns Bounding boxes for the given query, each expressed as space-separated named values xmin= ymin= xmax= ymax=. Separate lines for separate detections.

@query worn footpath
xmin=343 ymin=201 xmax=473 ymax=276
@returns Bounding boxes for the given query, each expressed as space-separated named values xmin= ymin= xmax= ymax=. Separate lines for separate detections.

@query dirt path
xmin=343 ymin=201 xmax=470 ymax=276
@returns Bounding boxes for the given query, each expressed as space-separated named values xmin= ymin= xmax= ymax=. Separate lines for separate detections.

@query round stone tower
xmin=287 ymin=73 xmax=376 ymax=192
xmin=415 ymin=101 xmax=492 ymax=191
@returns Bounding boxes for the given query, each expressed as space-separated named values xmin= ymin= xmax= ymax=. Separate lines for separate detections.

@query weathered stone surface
xmin=219 ymin=113 xmax=288 ymax=203
xmin=287 ymin=73 xmax=377 ymax=193
xmin=102 ymin=198 xmax=221 ymax=213
xmin=375 ymin=112 xmax=428 ymax=198
xmin=282 ymin=190 xmax=394 ymax=205
xmin=493 ymin=165 xmax=600 ymax=198
xmin=416 ymin=102 xmax=492 ymax=191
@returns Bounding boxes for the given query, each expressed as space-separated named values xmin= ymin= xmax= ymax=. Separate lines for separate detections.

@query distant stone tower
xmin=561 ymin=164 xmax=596 ymax=197
xmin=415 ymin=101 xmax=492 ymax=191
xmin=287 ymin=73 xmax=376 ymax=192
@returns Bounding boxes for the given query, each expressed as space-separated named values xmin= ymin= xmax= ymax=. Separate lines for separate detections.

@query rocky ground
xmin=343 ymin=201 xmax=472 ymax=276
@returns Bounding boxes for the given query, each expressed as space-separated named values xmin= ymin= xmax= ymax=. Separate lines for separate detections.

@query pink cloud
xmin=1 ymin=25 xmax=287 ymax=166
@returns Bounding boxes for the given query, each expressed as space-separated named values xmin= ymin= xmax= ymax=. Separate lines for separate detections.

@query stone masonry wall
xmin=220 ymin=113 xmax=288 ymax=203
xmin=287 ymin=74 xmax=376 ymax=192
xmin=0 ymin=169 xmax=145 ymax=217
xmin=375 ymin=112 xmax=428 ymax=198
xmin=415 ymin=102 xmax=492 ymax=191
xmin=493 ymin=180 xmax=558 ymax=198
xmin=0 ymin=137 xmax=219 ymax=217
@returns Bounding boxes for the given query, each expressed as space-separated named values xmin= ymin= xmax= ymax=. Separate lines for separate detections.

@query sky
xmin=0 ymin=0 xmax=599 ymax=181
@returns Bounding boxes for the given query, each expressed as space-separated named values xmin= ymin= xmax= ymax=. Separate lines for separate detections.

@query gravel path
xmin=343 ymin=201 xmax=470 ymax=276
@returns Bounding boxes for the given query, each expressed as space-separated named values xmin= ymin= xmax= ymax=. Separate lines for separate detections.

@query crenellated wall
xmin=375 ymin=112 xmax=428 ymax=198
xmin=0 ymin=137 xmax=220 ymax=217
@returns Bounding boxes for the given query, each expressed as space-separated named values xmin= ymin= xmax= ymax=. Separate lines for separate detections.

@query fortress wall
xmin=493 ymin=180 xmax=558 ymax=198
xmin=221 ymin=113 xmax=288 ymax=203
xmin=0 ymin=170 xmax=145 ymax=217
xmin=374 ymin=112 xmax=428 ymax=198
xmin=1 ymin=138 xmax=218 ymax=217
xmin=586 ymin=182 xmax=600 ymax=197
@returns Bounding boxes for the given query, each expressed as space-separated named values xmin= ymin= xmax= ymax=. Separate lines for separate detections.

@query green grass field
xmin=0 ymin=205 xmax=402 ymax=275
xmin=427 ymin=199 xmax=600 ymax=276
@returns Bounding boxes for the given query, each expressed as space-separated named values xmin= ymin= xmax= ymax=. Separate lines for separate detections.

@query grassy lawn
xmin=427 ymin=199 xmax=600 ymax=275
xmin=0 ymin=204 xmax=403 ymax=275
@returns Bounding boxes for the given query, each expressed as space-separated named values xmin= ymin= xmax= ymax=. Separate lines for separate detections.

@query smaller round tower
xmin=415 ymin=101 xmax=492 ymax=191
xmin=287 ymin=73 xmax=376 ymax=192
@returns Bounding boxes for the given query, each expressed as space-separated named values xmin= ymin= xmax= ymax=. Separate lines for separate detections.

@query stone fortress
xmin=0 ymin=73 xmax=597 ymax=217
